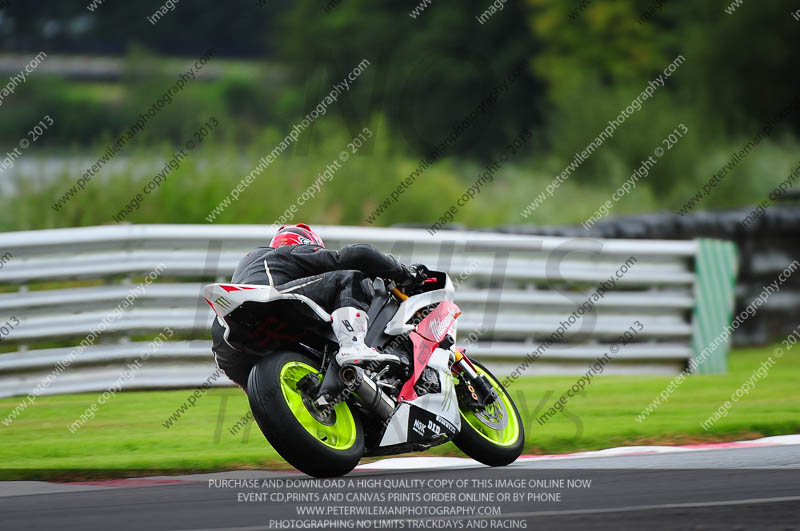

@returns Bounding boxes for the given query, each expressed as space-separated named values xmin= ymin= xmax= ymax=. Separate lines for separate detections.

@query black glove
xmin=410 ymin=264 xmax=429 ymax=281
xmin=398 ymin=264 xmax=426 ymax=287
xmin=399 ymin=265 xmax=415 ymax=285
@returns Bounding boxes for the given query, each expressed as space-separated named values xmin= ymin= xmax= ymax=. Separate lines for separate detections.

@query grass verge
xmin=0 ymin=344 xmax=797 ymax=480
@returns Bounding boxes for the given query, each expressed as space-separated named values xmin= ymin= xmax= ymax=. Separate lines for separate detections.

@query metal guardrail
xmin=0 ymin=224 xmax=733 ymax=398
xmin=499 ymin=205 xmax=799 ymax=346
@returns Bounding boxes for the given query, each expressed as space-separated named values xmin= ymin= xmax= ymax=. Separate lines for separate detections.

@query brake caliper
xmin=456 ymin=374 xmax=497 ymax=409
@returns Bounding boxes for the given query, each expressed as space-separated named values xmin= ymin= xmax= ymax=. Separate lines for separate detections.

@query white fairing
xmin=203 ymin=283 xmax=333 ymax=350
xmin=378 ymin=367 xmax=461 ymax=447
xmin=202 ymin=283 xmax=332 ymax=322
xmin=379 ymin=274 xmax=461 ymax=446
xmin=383 ymin=274 xmax=456 ymax=336
xmin=205 ymin=277 xmax=463 ymax=448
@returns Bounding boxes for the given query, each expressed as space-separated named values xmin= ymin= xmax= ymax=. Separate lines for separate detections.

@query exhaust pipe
xmin=339 ymin=366 xmax=395 ymax=420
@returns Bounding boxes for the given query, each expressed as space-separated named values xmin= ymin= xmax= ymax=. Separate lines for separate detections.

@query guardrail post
xmin=690 ymin=239 xmax=739 ymax=374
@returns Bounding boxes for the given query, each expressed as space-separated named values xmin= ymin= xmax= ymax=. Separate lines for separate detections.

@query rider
xmin=212 ymin=223 xmax=420 ymax=390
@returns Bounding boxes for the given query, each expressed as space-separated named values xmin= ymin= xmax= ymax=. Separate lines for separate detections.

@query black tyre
xmin=453 ymin=360 xmax=524 ymax=466
xmin=247 ymin=351 xmax=364 ymax=477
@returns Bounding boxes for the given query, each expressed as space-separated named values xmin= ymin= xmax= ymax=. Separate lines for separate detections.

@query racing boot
xmin=332 ymin=307 xmax=399 ymax=366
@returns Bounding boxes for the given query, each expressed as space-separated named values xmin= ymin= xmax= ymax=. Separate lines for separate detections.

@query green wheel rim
xmin=279 ymin=361 xmax=357 ymax=450
xmin=460 ymin=365 xmax=520 ymax=447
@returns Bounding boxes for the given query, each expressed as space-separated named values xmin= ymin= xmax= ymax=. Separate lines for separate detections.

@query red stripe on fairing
xmin=220 ymin=285 xmax=241 ymax=292
xmin=220 ymin=285 xmax=257 ymax=292
xmin=415 ymin=301 xmax=461 ymax=343
xmin=398 ymin=332 xmax=438 ymax=402
xmin=398 ymin=301 xmax=462 ymax=402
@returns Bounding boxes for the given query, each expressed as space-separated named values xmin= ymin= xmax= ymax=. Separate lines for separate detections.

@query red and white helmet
xmin=269 ymin=223 xmax=325 ymax=248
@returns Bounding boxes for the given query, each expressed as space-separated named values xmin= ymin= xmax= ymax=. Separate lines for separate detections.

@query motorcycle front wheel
xmin=453 ymin=360 xmax=524 ymax=466
xmin=247 ymin=351 xmax=364 ymax=477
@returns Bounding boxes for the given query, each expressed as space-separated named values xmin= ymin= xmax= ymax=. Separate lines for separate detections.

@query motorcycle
xmin=203 ymin=268 xmax=524 ymax=477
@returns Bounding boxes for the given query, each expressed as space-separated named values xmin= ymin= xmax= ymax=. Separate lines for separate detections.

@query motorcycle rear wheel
xmin=247 ymin=351 xmax=364 ymax=477
xmin=453 ymin=360 xmax=524 ymax=466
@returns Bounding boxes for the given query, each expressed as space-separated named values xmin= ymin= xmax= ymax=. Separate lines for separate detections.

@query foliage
xmin=0 ymin=1 xmax=798 ymax=229
xmin=0 ymin=119 xmax=520 ymax=232
xmin=276 ymin=0 xmax=545 ymax=159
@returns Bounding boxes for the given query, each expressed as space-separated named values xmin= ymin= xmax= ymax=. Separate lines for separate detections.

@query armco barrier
xmin=0 ymin=225 xmax=738 ymax=398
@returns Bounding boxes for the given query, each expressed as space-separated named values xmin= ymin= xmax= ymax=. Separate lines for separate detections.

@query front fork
xmin=451 ymin=347 xmax=497 ymax=409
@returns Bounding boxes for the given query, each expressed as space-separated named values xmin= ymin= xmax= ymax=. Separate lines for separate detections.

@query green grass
xmin=0 ymin=344 xmax=797 ymax=479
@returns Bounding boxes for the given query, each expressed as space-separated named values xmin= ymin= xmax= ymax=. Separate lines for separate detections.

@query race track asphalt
xmin=1 ymin=441 xmax=799 ymax=531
